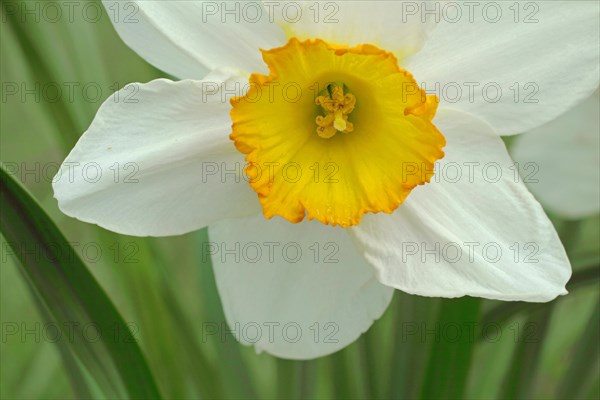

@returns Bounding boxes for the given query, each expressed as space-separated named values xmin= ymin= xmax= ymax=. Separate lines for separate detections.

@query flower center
xmin=315 ymin=83 xmax=356 ymax=138
xmin=230 ymin=38 xmax=445 ymax=227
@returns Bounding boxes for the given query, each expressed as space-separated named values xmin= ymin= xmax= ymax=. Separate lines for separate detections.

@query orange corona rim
xmin=230 ymin=38 xmax=446 ymax=227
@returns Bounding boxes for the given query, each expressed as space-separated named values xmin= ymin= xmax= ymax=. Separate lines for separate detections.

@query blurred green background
xmin=1 ymin=1 xmax=598 ymax=399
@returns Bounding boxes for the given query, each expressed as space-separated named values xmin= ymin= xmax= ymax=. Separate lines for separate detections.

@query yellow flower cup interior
xmin=231 ymin=38 xmax=445 ymax=227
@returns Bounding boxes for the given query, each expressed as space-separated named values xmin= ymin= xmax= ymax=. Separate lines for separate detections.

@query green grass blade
xmin=274 ymin=359 xmax=316 ymax=400
xmin=197 ymin=229 xmax=258 ymax=399
xmin=500 ymin=305 xmax=554 ymax=398
xmin=276 ymin=359 xmax=298 ymax=399
xmin=147 ymin=239 xmax=224 ymax=399
xmin=22 ymin=277 xmax=97 ymax=399
xmin=2 ymin=4 xmax=80 ymax=147
xmin=419 ymin=297 xmax=482 ymax=399
xmin=388 ymin=294 xmax=441 ymax=399
xmin=0 ymin=166 xmax=162 ymax=399
xmin=557 ymin=299 xmax=600 ymax=398
xmin=330 ymin=349 xmax=355 ymax=399
xmin=298 ymin=360 xmax=318 ymax=399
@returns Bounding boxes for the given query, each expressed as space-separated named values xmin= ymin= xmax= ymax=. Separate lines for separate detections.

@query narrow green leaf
xmin=571 ymin=252 xmax=600 ymax=271
xmin=557 ymin=299 xmax=600 ymax=398
xmin=0 ymin=166 xmax=161 ymax=399
xmin=147 ymin=240 xmax=224 ymax=399
xmin=197 ymin=229 xmax=258 ymax=399
xmin=567 ymin=266 xmax=600 ymax=291
xmin=274 ymin=359 xmax=317 ymax=400
xmin=500 ymin=305 xmax=554 ymax=399
xmin=388 ymin=294 xmax=441 ymax=399
xmin=297 ymin=360 xmax=318 ymax=399
xmin=276 ymin=359 xmax=298 ymax=399
xmin=419 ymin=297 xmax=482 ymax=399
xmin=330 ymin=349 xmax=355 ymax=399
xmin=23 ymin=279 xmax=97 ymax=399
xmin=358 ymin=327 xmax=381 ymax=399
xmin=2 ymin=4 xmax=81 ymax=147
xmin=585 ymin=377 xmax=600 ymax=400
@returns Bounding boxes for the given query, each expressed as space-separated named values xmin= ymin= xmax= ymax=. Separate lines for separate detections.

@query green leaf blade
xmin=0 ymin=166 xmax=162 ymax=399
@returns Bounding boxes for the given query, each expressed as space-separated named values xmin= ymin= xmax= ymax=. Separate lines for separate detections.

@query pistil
xmin=315 ymin=84 xmax=356 ymax=139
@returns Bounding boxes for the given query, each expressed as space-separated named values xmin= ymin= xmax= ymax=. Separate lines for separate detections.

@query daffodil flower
xmin=511 ymin=90 xmax=600 ymax=219
xmin=53 ymin=1 xmax=599 ymax=359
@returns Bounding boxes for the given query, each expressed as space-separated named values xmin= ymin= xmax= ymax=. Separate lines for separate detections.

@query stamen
xmin=230 ymin=38 xmax=445 ymax=227
xmin=315 ymin=84 xmax=356 ymax=139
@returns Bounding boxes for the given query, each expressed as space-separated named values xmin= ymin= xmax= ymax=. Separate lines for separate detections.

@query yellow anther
xmin=315 ymin=84 xmax=356 ymax=139
xmin=230 ymin=39 xmax=445 ymax=227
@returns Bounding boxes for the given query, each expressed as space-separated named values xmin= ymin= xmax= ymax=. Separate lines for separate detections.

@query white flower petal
xmin=102 ymin=0 xmax=286 ymax=79
xmin=351 ymin=109 xmax=571 ymax=302
xmin=407 ymin=0 xmax=599 ymax=135
xmin=511 ymin=90 xmax=600 ymax=219
xmin=53 ymin=76 xmax=260 ymax=237
xmin=208 ymin=215 xmax=393 ymax=360
xmin=264 ymin=0 xmax=437 ymax=59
